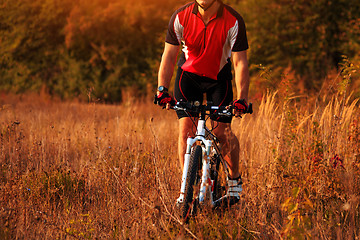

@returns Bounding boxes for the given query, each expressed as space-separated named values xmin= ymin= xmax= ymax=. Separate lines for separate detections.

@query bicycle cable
xmin=184 ymin=110 xmax=199 ymax=136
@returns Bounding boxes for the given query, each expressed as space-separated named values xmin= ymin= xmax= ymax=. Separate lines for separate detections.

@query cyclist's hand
xmin=154 ymin=92 xmax=175 ymax=109
xmin=232 ymin=99 xmax=248 ymax=117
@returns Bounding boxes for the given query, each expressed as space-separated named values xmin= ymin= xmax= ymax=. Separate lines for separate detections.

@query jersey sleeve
xmin=165 ymin=11 xmax=181 ymax=45
xmin=231 ymin=15 xmax=249 ymax=52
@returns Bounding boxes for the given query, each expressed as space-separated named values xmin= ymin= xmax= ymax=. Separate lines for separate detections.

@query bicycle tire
xmin=211 ymin=152 xmax=240 ymax=209
xmin=211 ymin=154 xmax=228 ymax=205
xmin=181 ymin=145 xmax=202 ymax=222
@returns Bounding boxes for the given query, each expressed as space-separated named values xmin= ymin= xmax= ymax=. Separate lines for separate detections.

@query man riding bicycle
xmin=155 ymin=0 xmax=250 ymax=202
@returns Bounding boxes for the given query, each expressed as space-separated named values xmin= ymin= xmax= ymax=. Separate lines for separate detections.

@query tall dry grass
xmin=1 ymin=88 xmax=359 ymax=239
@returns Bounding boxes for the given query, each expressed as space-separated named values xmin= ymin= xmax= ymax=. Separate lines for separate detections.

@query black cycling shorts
xmin=174 ymin=67 xmax=233 ymax=123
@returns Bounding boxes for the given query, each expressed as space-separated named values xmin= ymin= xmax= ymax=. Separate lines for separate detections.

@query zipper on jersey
xmin=203 ymin=26 xmax=207 ymax=51
xmin=196 ymin=13 xmax=216 ymax=59
xmin=201 ymin=17 xmax=216 ymax=52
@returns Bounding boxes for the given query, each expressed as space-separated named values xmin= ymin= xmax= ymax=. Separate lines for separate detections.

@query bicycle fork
xmin=177 ymin=120 xmax=214 ymax=206
xmin=198 ymin=155 xmax=212 ymax=204
xmin=176 ymin=141 xmax=192 ymax=205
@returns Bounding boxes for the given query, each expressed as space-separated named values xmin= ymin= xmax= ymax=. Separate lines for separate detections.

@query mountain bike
xmin=173 ymin=101 xmax=253 ymax=222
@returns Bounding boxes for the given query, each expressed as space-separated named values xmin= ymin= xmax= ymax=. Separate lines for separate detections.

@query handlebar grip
xmin=170 ymin=99 xmax=176 ymax=107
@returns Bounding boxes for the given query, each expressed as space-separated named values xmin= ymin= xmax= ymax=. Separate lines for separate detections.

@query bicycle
xmin=172 ymin=100 xmax=253 ymax=222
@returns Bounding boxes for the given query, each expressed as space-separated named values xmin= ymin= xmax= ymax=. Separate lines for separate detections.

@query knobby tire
xmin=212 ymin=153 xmax=231 ymax=209
xmin=181 ymin=145 xmax=202 ymax=222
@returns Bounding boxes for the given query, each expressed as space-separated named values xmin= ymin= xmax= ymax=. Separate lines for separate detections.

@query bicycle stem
xmin=196 ymin=119 xmax=206 ymax=135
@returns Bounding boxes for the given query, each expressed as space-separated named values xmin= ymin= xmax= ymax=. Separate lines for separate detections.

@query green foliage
xmin=0 ymin=0 xmax=76 ymax=91
xmin=339 ymin=56 xmax=360 ymax=98
xmin=0 ymin=0 xmax=178 ymax=101
xmin=0 ymin=0 xmax=359 ymax=100
xmin=66 ymin=214 xmax=94 ymax=239
xmin=240 ymin=0 xmax=360 ymax=90
xmin=22 ymin=169 xmax=86 ymax=207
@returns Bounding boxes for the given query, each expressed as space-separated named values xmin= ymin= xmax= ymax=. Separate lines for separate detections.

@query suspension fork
xmin=176 ymin=117 xmax=213 ymax=205
xmin=198 ymin=150 xmax=211 ymax=203
xmin=198 ymin=137 xmax=213 ymax=204
xmin=176 ymin=137 xmax=196 ymax=205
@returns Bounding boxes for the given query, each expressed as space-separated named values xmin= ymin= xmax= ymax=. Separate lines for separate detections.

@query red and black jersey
xmin=166 ymin=1 xmax=249 ymax=80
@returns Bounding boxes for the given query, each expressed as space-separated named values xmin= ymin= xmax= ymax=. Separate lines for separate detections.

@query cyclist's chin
xmin=196 ymin=0 xmax=210 ymax=8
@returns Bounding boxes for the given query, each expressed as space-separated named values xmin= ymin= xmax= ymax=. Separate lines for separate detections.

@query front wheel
xmin=181 ymin=145 xmax=202 ymax=222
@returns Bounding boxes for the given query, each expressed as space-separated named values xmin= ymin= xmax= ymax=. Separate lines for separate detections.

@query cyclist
xmin=154 ymin=0 xmax=250 ymax=202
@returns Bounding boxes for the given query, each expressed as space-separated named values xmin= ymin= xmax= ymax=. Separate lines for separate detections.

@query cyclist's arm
xmin=232 ymin=50 xmax=250 ymax=102
xmin=157 ymin=43 xmax=180 ymax=91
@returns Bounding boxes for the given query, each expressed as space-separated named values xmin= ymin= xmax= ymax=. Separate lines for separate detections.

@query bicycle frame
xmin=169 ymin=101 xmax=253 ymax=219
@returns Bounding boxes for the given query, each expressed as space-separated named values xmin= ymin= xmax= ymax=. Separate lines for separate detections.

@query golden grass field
xmin=1 ymin=87 xmax=359 ymax=239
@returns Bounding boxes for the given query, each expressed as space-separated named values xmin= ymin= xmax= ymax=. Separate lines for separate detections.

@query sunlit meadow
xmin=1 ymin=81 xmax=359 ymax=239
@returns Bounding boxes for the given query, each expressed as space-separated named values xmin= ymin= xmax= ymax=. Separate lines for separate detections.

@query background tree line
xmin=1 ymin=0 xmax=359 ymax=102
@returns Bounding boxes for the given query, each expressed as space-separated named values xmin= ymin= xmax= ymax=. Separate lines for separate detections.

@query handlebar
xmin=172 ymin=101 xmax=253 ymax=117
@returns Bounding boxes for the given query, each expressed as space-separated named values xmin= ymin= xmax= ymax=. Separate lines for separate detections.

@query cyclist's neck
xmin=197 ymin=1 xmax=220 ymax=25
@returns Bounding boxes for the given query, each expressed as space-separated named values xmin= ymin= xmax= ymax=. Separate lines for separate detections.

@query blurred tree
xmin=1 ymin=0 xmax=358 ymax=100
xmin=0 ymin=0 xmax=77 ymax=93
xmin=240 ymin=0 xmax=360 ymax=90
xmin=0 ymin=0 xmax=179 ymax=101
xmin=63 ymin=0 xmax=179 ymax=101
